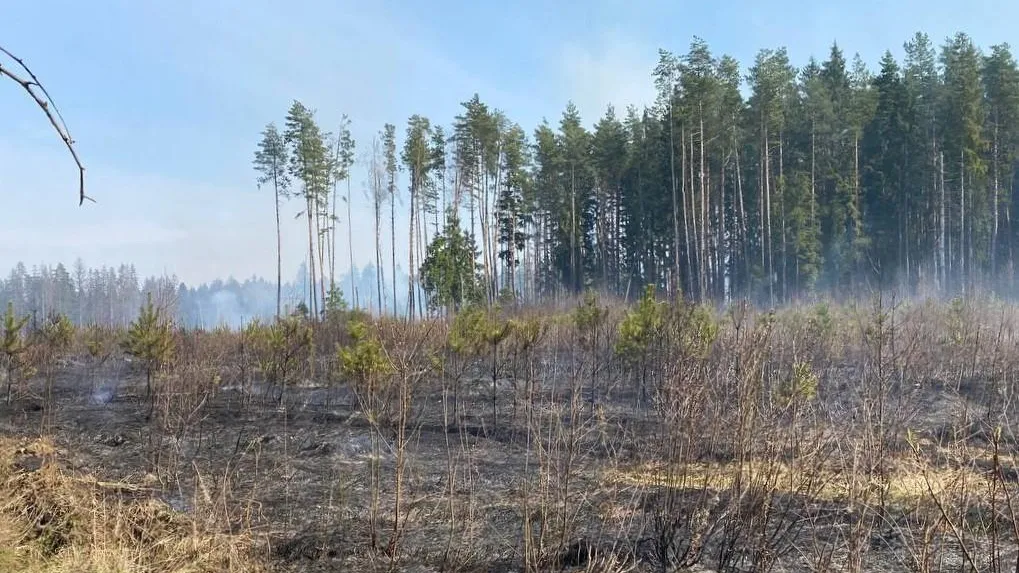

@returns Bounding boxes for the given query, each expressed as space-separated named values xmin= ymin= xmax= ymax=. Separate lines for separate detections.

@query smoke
xmin=209 ymin=290 xmax=243 ymax=329
xmin=177 ymin=277 xmax=278 ymax=329
xmin=174 ymin=261 xmax=422 ymax=329
xmin=89 ymin=384 xmax=116 ymax=405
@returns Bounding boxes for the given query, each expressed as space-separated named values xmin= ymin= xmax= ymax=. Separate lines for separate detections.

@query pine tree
xmin=592 ymin=106 xmax=628 ymax=292
xmin=862 ymin=51 xmax=910 ymax=285
xmin=532 ymin=120 xmax=562 ymax=297
xmin=748 ymin=48 xmax=796 ymax=303
xmin=940 ymin=33 xmax=987 ymax=291
xmin=679 ymin=37 xmax=721 ymax=299
xmin=454 ymin=95 xmax=502 ymax=302
xmin=72 ymin=258 xmax=86 ymax=324
xmin=122 ymin=293 xmax=174 ymax=416
xmin=558 ymin=102 xmax=594 ymax=293
xmin=497 ymin=123 xmax=531 ymax=298
xmin=653 ymin=49 xmax=684 ymax=296
xmin=904 ymin=32 xmax=942 ymax=288
xmin=718 ymin=54 xmax=749 ymax=297
xmin=848 ymin=53 xmax=878 ymax=281
xmin=369 ymin=134 xmax=387 ymax=314
xmin=336 ymin=116 xmax=357 ymax=308
xmin=383 ymin=123 xmax=399 ymax=315
xmin=403 ymin=115 xmax=432 ymax=319
xmin=1 ymin=302 xmax=30 ymax=405
xmin=982 ymin=44 xmax=1019 ymax=280
xmin=428 ymin=126 xmax=447 ymax=235
xmin=284 ymin=101 xmax=331 ymax=317
xmin=254 ymin=122 xmax=291 ymax=319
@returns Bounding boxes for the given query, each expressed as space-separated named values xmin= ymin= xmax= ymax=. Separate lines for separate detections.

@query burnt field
xmin=3 ymin=295 xmax=1019 ymax=572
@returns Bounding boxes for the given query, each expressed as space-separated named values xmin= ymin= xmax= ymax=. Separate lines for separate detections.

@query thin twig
xmin=0 ymin=46 xmax=91 ymax=204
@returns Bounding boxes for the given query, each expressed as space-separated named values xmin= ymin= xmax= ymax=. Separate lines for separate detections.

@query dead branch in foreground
xmin=0 ymin=45 xmax=90 ymax=205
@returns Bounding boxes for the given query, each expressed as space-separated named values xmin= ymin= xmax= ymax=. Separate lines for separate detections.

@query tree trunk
xmin=734 ymin=121 xmax=748 ymax=298
xmin=690 ymin=131 xmax=699 ymax=299
xmin=571 ymin=163 xmax=578 ymax=292
xmin=940 ymin=150 xmax=947 ymax=292
xmin=811 ymin=119 xmax=816 ymax=226
xmin=491 ymin=161 xmax=502 ymax=299
xmin=348 ymin=175 xmax=357 ymax=309
xmin=904 ymin=153 xmax=910 ymax=289
xmin=375 ymin=162 xmax=384 ymax=315
xmin=306 ymin=196 xmax=318 ymax=317
xmin=699 ymin=106 xmax=708 ymax=300
xmin=765 ymin=125 xmax=773 ymax=307
xmin=408 ymin=176 xmax=417 ymax=320
xmin=274 ymin=172 xmax=282 ymax=319
xmin=416 ymin=180 xmax=427 ymax=314
xmin=669 ymin=100 xmax=680 ymax=297
xmin=993 ymin=119 xmax=1000 ymax=279
xmin=1009 ymin=171 xmax=1016 ymax=289
xmin=391 ymin=182 xmax=397 ymax=315
xmin=681 ymin=125 xmax=692 ymax=298
xmin=720 ymin=157 xmax=727 ymax=300
xmin=853 ymin=133 xmax=860 ymax=284
xmin=330 ymin=148 xmax=339 ymax=297
xmin=615 ymin=176 xmax=623 ymax=295
xmin=960 ymin=149 xmax=966 ymax=293
xmin=509 ymin=207 xmax=517 ymax=299
xmin=780 ymin=133 xmax=787 ymax=302
xmin=317 ymin=198 xmax=328 ymax=316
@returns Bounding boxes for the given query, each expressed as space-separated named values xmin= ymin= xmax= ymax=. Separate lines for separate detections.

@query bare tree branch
xmin=0 ymin=45 xmax=91 ymax=205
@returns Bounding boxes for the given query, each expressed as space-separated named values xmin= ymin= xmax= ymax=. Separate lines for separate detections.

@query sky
xmin=2 ymin=0 xmax=1018 ymax=286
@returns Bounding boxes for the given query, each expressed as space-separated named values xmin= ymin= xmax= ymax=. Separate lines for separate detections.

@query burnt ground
xmin=1 ymin=359 xmax=614 ymax=572
xmin=0 ymin=355 xmax=1016 ymax=572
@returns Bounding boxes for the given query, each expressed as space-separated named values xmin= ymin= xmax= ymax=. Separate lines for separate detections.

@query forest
xmin=253 ymin=31 xmax=1019 ymax=317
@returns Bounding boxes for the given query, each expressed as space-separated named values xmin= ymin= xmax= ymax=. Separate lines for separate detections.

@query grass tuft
xmin=0 ymin=436 xmax=267 ymax=573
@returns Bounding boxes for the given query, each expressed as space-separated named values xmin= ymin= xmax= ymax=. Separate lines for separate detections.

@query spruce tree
xmin=420 ymin=212 xmax=483 ymax=312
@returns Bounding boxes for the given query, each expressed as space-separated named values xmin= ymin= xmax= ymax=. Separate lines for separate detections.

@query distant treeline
xmin=0 ymin=260 xmax=414 ymax=329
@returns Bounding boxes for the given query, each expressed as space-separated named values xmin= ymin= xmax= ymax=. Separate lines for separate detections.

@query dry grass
xmin=0 ymin=436 xmax=267 ymax=573
xmin=606 ymin=452 xmax=994 ymax=507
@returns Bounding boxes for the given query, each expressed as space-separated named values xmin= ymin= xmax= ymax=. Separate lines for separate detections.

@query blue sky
xmin=2 ymin=0 xmax=1018 ymax=285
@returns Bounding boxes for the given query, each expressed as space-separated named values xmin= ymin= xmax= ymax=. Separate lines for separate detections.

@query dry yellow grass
xmin=606 ymin=453 xmax=994 ymax=507
xmin=0 ymin=436 xmax=267 ymax=573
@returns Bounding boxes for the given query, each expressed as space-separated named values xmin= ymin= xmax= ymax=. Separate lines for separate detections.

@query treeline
xmin=0 ymin=260 xmax=282 ymax=328
xmin=0 ymin=261 xmax=178 ymax=327
xmin=257 ymin=31 xmax=1019 ymax=311
xmin=0 ymin=260 xmax=419 ymax=329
